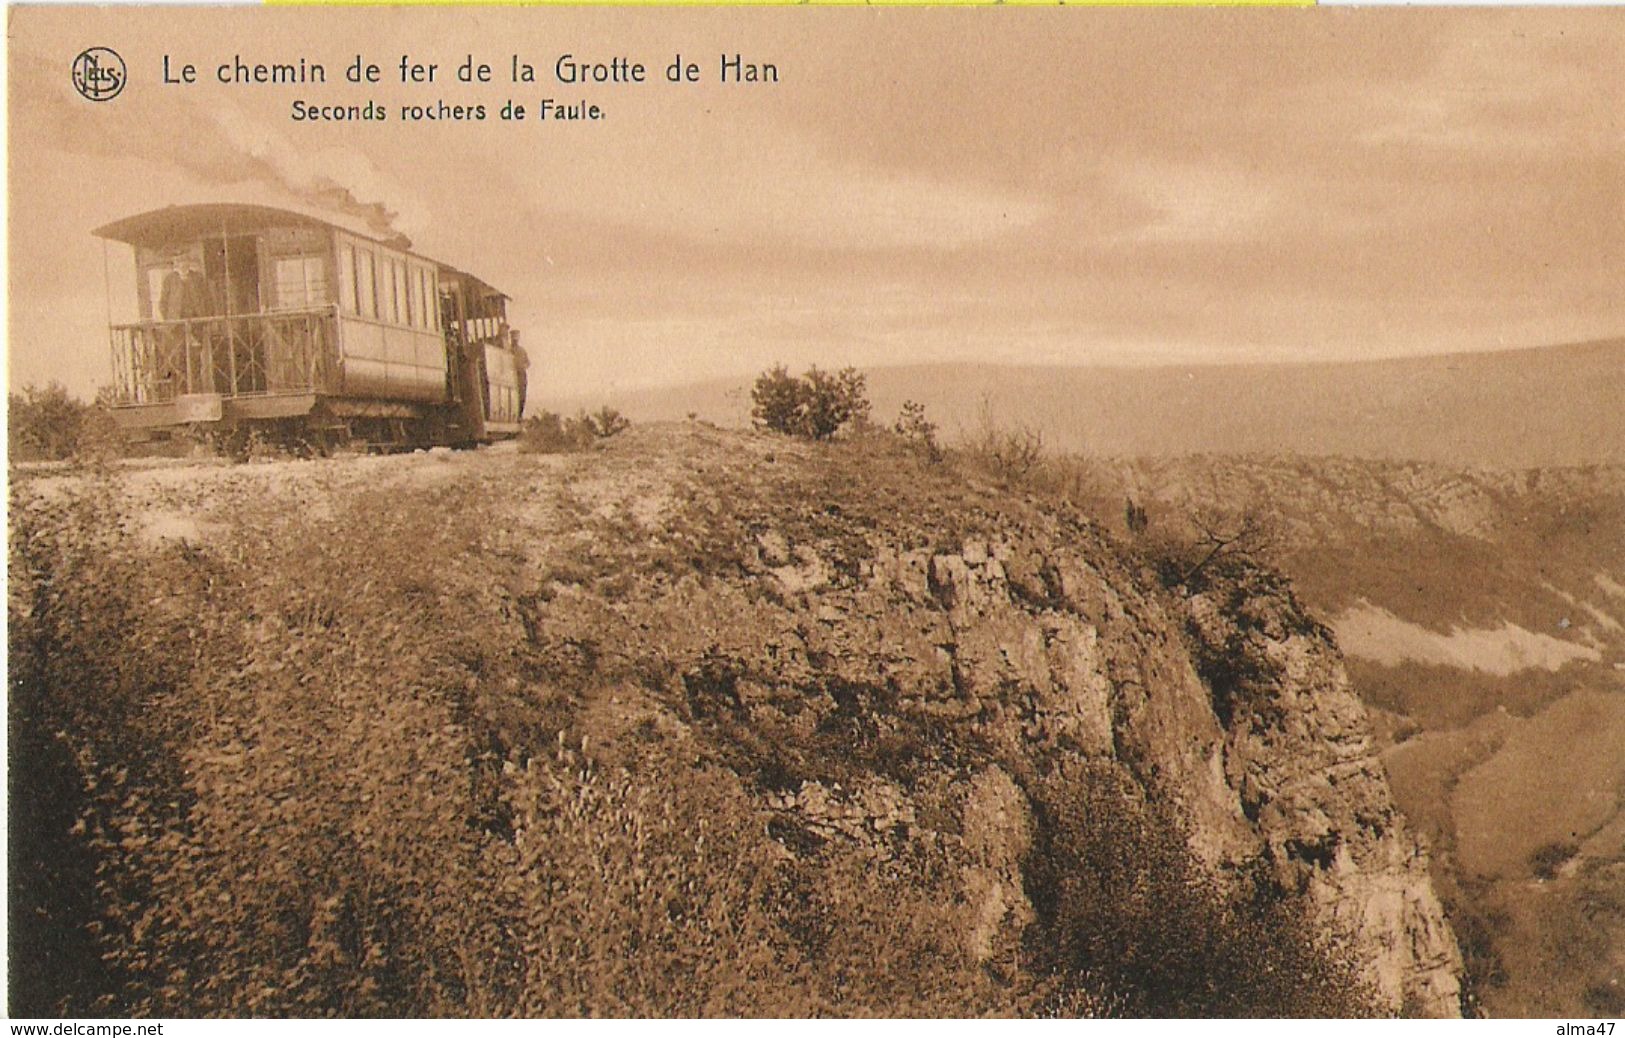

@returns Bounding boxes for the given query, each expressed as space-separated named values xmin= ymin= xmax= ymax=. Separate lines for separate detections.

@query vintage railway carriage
xmin=95 ymin=203 xmax=526 ymax=450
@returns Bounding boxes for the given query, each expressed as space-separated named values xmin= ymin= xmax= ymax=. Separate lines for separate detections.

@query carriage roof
xmin=92 ymin=202 xmax=509 ymax=302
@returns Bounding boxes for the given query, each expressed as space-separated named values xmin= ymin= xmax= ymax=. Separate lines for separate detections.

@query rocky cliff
xmin=11 ymin=424 xmax=1465 ymax=1016
xmin=496 ymin=424 xmax=1464 ymax=1015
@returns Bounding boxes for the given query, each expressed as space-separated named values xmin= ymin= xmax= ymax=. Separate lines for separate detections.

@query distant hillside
xmin=1094 ymin=455 xmax=1625 ymax=660
xmin=540 ymin=340 xmax=1625 ymax=469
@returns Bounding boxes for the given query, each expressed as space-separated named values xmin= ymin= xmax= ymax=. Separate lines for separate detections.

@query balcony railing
xmin=110 ymin=308 xmax=338 ymax=406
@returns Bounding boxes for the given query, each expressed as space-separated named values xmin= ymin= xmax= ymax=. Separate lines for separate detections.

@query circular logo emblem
xmin=72 ymin=47 xmax=126 ymax=102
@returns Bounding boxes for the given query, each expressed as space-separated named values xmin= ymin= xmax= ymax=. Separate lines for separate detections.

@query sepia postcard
xmin=7 ymin=4 xmax=1623 ymax=1024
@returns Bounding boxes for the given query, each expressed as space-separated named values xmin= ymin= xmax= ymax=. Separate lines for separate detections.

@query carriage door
xmin=202 ymin=234 xmax=263 ymax=392
xmin=442 ymin=282 xmax=486 ymax=439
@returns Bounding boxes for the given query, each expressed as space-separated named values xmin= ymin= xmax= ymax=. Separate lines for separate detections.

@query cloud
xmin=509 ymin=113 xmax=1050 ymax=254
xmin=791 ymin=164 xmax=1049 ymax=251
xmin=1105 ymin=161 xmax=1280 ymax=245
xmin=1346 ymin=23 xmax=1624 ymax=159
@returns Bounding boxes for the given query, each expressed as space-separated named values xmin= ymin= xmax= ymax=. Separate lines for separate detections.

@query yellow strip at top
xmin=267 ymin=0 xmax=1316 ymax=7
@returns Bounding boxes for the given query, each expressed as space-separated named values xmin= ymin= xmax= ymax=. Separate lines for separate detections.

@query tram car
xmin=95 ymin=202 xmax=528 ymax=452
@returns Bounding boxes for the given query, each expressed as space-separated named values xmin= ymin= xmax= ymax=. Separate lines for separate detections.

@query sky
xmin=7 ymin=6 xmax=1624 ymax=400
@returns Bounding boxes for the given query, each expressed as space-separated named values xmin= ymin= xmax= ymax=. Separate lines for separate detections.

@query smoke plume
xmin=13 ymin=50 xmax=427 ymax=244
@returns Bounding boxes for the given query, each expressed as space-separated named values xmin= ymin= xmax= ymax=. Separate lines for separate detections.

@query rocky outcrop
xmin=30 ymin=424 xmax=1467 ymax=1015
xmin=1184 ymin=577 xmax=1464 ymax=1016
xmin=1112 ymin=455 xmax=1625 ymax=545
xmin=504 ymin=426 xmax=1468 ymax=1015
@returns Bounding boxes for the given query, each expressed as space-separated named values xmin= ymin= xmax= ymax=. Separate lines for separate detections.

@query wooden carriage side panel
xmin=332 ymin=231 xmax=449 ymax=404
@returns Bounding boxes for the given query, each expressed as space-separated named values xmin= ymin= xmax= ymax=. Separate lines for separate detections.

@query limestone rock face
xmin=1183 ymin=580 xmax=1465 ymax=1016
xmin=505 ymin=426 xmax=1468 ymax=1015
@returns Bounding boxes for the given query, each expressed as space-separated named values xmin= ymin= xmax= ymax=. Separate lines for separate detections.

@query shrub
xmin=1124 ymin=498 xmax=1149 ymax=535
xmin=8 ymin=475 xmax=183 ymax=1013
xmin=9 ymin=382 xmax=120 ymax=462
xmin=1528 ymin=840 xmax=1580 ymax=880
xmin=959 ymin=397 xmax=1045 ymax=485
xmin=893 ymin=401 xmax=942 ymax=462
xmin=1141 ymin=507 xmax=1282 ymax=592
xmin=1584 ymin=980 xmax=1625 ymax=1016
xmin=500 ymin=743 xmax=806 ymax=1016
xmin=1449 ymin=893 xmax=1510 ymax=1012
xmin=749 ymin=367 xmax=803 ymax=436
xmin=750 ymin=365 xmax=870 ymax=441
xmin=1023 ymin=761 xmax=1376 ymax=1017
xmin=8 ymin=483 xmax=531 ymax=1016
xmin=519 ymin=408 xmax=630 ymax=454
xmin=519 ymin=411 xmax=591 ymax=453
xmin=583 ymin=406 xmax=631 ymax=439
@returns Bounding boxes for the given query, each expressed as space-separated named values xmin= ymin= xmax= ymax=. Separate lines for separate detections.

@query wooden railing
xmin=109 ymin=308 xmax=337 ymax=405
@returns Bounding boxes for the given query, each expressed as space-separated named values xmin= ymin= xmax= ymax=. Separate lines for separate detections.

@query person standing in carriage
xmin=177 ymin=259 xmax=220 ymax=392
xmin=180 ymin=261 xmax=216 ymax=319
xmin=159 ymin=257 xmax=186 ymax=322
xmin=154 ymin=257 xmax=190 ymax=396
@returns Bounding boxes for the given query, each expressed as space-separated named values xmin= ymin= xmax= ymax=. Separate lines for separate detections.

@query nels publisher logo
xmin=72 ymin=47 xmax=126 ymax=102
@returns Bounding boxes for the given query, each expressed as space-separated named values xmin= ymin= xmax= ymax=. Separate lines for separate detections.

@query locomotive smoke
xmin=212 ymin=107 xmax=424 ymax=246
xmin=18 ymin=50 xmax=424 ymax=244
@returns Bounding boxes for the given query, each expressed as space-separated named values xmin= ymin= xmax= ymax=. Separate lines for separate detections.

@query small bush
xmin=500 ymin=744 xmax=806 ymax=1015
xmin=9 ymin=382 xmax=120 ymax=462
xmin=1141 ymin=507 xmax=1282 ymax=592
xmin=1024 ymin=761 xmax=1376 ymax=1017
xmin=751 ymin=365 xmax=870 ymax=441
xmin=1449 ymin=895 xmax=1510 ymax=1011
xmin=1124 ymin=498 xmax=1149 ymax=535
xmin=1584 ymin=980 xmax=1625 ymax=1016
xmin=893 ymin=400 xmax=942 ymax=462
xmin=583 ymin=406 xmax=631 ymax=439
xmin=959 ymin=397 xmax=1045 ymax=485
xmin=519 ymin=411 xmax=590 ymax=453
xmin=519 ymin=408 xmax=630 ymax=454
xmin=1528 ymin=840 xmax=1580 ymax=880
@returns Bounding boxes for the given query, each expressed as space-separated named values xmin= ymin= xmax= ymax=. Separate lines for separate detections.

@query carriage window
xmin=272 ymin=254 xmax=329 ymax=310
xmin=413 ymin=269 xmax=425 ymax=328
xmin=387 ymin=259 xmax=399 ymax=324
xmin=383 ymin=258 xmax=395 ymax=323
xmin=338 ymin=246 xmax=356 ymax=314
xmin=405 ymin=264 xmax=419 ymax=328
xmin=391 ymin=260 xmax=407 ymax=326
xmin=356 ymin=249 xmax=377 ymax=319
xmin=422 ymin=270 xmax=437 ymax=328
